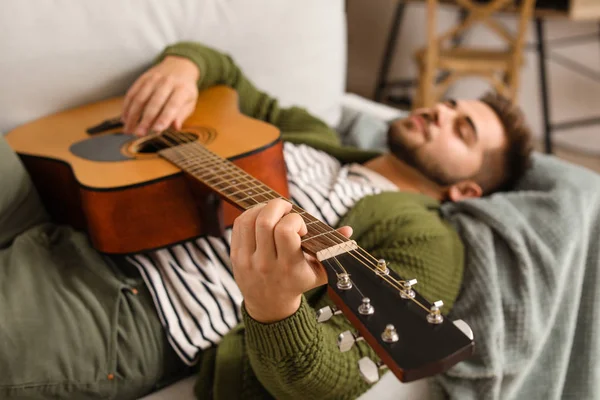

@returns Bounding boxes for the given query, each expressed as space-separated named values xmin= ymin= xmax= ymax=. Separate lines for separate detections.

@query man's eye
xmin=462 ymin=126 xmax=474 ymax=143
xmin=456 ymin=120 xmax=472 ymax=142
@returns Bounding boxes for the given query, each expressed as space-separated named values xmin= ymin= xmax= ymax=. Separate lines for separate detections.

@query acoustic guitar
xmin=6 ymin=85 xmax=474 ymax=384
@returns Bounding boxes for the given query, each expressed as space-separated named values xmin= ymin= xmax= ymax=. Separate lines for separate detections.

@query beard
xmin=386 ymin=118 xmax=457 ymax=187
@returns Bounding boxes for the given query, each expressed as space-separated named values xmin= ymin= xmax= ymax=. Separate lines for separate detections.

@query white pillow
xmin=0 ymin=0 xmax=345 ymax=133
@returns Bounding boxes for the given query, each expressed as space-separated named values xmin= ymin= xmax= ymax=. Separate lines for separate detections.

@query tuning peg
xmin=358 ymin=297 xmax=375 ymax=315
xmin=357 ymin=357 xmax=384 ymax=384
xmin=337 ymin=273 xmax=353 ymax=290
xmin=376 ymin=259 xmax=389 ymax=275
xmin=316 ymin=305 xmax=342 ymax=323
xmin=427 ymin=300 xmax=444 ymax=324
xmin=337 ymin=330 xmax=364 ymax=352
xmin=381 ymin=324 xmax=399 ymax=343
xmin=453 ymin=319 xmax=474 ymax=340
xmin=400 ymin=278 xmax=417 ymax=299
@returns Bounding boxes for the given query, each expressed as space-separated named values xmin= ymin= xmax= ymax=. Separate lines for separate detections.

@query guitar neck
xmin=159 ymin=139 xmax=351 ymax=257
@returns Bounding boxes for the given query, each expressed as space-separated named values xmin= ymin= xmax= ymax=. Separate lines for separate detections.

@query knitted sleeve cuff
xmin=155 ymin=42 xmax=210 ymax=87
xmin=242 ymin=296 xmax=320 ymax=361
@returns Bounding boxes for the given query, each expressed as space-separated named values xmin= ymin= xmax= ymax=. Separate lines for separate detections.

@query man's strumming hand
xmin=122 ymin=55 xmax=200 ymax=136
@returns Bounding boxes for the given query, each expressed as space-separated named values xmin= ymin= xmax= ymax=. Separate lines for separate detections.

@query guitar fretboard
xmin=159 ymin=139 xmax=351 ymax=256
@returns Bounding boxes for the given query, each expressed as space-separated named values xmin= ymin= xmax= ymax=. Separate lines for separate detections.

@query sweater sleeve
xmin=240 ymin=195 xmax=463 ymax=399
xmin=242 ymin=295 xmax=378 ymax=400
xmin=157 ymin=42 xmax=341 ymax=148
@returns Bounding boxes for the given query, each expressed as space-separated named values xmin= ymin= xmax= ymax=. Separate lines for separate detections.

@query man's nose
xmin=434 ymin=103 xmax=456 ymax=128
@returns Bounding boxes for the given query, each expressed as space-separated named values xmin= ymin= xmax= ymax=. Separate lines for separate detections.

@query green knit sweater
xmin=159 ymin=42 xmax=465 ymax=400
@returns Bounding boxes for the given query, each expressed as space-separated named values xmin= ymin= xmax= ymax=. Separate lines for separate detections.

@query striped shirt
xmin=127 ymin=142 xmax=398 ymax=365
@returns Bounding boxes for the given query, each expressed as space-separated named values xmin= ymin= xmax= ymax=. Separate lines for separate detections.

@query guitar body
xmin=6 ymin=86 xmax=289 ymax=254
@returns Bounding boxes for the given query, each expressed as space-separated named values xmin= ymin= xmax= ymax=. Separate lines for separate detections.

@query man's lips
xmin=410 ymin=115 xmax=430 ymax=140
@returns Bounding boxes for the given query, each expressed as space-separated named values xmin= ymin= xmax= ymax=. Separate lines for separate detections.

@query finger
xmin=312 ymin=262 xmax=328 ymax=287
xmin=122 ymin=74 xmax=150 ymax=121
xmin=123 ymin=76 xmax=160 ymax=134
xmin=173 ymin=102 xmax=195 ymax=130
xmin=230 ymin=222 xmax=241 ymax=266
xmin=337 ymin=226 xmax=353 ymax=239
xmin=134 ymin=82 xmax=176 ymax=136
xmin=150 ymin=87 xmax=192 ymax=133
xmin=302 ymin=251 xmax=329 ymax=287
xmin=231 ymin=203 xmax=267 ymax=258
xmin=254 ymin=199 xmax=293 ymax=260
xmin=273 ymin=212 xmax=307 ymax=261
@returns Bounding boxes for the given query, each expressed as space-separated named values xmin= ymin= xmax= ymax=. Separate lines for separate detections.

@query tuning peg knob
xmin=453 ymin=319 xmax=474 ymax=340
xmin=316 ymin=305 xmax=342 ymax=323
xmin=400 ymin=278 xmax=417 ymax=299
xmin=358 ymin=357 xmax=387 ymax=384
xmin=427 ymin=300 xmax=444 ymax=324
xmin=358 ymin=357 xmax=381 ymax=384
xmin=337 ymin=330 xmax=364 ymax=352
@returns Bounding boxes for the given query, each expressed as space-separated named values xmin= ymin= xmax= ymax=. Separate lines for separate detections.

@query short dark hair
xmin=475 ymin=92 xmax=533 ymax=195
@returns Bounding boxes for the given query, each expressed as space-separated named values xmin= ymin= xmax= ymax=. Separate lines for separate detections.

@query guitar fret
xmin=219 ymin=180 xmax=255 ymax=191
xmin=243 ymin=193 xmax=278 ymax=204
xmin=197 ymin=172 xmax=276 ymax=208
xmin=301 ymin=230 xmax=336 ymax=243
xmin=227 ymin=184 xmax=268 ymax=197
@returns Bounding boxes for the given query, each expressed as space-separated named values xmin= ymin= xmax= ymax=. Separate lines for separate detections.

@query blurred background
xmin=345 ymin=0 xmax=600 ymax=172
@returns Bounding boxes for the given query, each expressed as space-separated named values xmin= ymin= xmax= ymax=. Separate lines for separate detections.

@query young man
xmin=0 ymin=42 xmax=532 ymax=399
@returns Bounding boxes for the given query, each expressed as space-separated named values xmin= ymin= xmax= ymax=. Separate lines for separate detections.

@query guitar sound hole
xmin=135 ymin=132 xmax=199 ymax=154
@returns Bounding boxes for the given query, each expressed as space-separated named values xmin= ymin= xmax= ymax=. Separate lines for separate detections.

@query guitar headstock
xmin=317 ymin=246 xmax=474 ymax=383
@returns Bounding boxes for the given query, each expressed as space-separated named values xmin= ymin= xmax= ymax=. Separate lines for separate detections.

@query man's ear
xmin=447 ymin=181 xmax=483 ymax=202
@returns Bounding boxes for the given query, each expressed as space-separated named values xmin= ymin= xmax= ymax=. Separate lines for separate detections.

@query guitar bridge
xmin=316 ymin=240 xmax=358 ymax=262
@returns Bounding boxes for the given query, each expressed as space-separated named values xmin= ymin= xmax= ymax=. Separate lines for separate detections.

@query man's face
xmin=387 ymin=99 xmax=507 ymax=186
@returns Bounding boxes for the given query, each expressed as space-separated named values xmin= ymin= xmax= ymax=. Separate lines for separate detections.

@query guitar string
xmin=163 ymin=138 xmax=404 ymax=282
xmin=155 ymin=131 xmax=432 ymax=314
xmin=158 ymin=130 xmax=349 ymax=276
xmin=160 ymin=132 xmax=360 ymax=251
xmin=159 ymin=134 xmax=359 ymax=278
xmin=160 ymin=132 xmax=378 ymax=281
xmin=157 ymin=131 xmax=433 ymax=314
xmin=157 ymin=132 xmax=369 ymax=254
xmin=168 ymin=139 xmax=376 ymax=300
xmin=151 ymin=130 xmax=432 ymax=314
xmin=156 ymin=132 xmax=415 ymax=290
xmin=141 ymin=130 xmax=370 ymax=274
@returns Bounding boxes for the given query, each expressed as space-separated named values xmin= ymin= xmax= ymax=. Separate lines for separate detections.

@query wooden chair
xmin=414 ymin=0 xmax=537 ymax=109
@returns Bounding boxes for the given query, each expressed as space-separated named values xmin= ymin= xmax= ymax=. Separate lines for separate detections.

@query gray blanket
xmin=439 ymin=153 xmax=600 ymax=400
